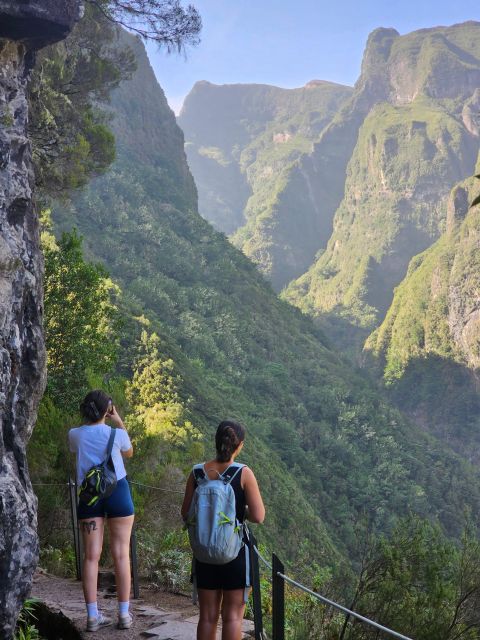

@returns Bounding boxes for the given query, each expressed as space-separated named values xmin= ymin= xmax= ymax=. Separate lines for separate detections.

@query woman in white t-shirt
xmin=69 ymin=389 xmax=134 ymax=632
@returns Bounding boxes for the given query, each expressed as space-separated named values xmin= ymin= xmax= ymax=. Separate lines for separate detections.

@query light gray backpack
xmin=187 ymin=463 xmax=250 ymax=602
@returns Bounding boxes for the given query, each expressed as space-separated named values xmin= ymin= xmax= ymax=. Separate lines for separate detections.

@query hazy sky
xmin=145 ymin=1 xmax=479 ymax=114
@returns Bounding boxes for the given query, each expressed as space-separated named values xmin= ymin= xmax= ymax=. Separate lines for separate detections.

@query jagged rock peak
xmin=0 ymin=0 xmax=82 ymax=48
xmin=357 ymin=21 xmax=480 ymax=105
xmin=361 ymin=27 xmax=400 ymax=71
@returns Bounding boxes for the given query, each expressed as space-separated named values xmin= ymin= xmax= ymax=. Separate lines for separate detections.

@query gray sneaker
xmin=86 ymin=612 xmax=113 ymax=632
xmin=118 ymin=612 xmax=133 ymax=629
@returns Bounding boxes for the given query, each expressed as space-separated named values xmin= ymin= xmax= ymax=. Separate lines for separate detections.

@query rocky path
xmin=31 ymin=571 xmax=255 ymax=639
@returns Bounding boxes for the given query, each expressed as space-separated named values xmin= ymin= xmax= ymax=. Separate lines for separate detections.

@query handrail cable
xmin=253 ymin=544 xmax=272 ymax=571
xmin=33 ymin=480 xmax=182 ymax=493
xmin=128 ymin=480 xmax=183 ymax=494
xmin=32 ymin=482 xmax=69 ymax=486
xmin=252 ymin=546 xmax=413 ymax=640
xmin=278 ymin=571 xmax=413 ymax=640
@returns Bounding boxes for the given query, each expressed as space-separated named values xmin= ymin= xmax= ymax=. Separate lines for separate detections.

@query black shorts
xmin=194 ymin=546 xmax=251 ymax=591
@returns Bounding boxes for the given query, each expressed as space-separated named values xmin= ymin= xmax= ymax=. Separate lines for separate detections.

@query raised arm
xmin=109 ymin=406 xmax=133 ymax=458
xmin=181 ymin=472 xmax=195 ymax=520
xmin=242 ymin=467 xmax=265 ymax=524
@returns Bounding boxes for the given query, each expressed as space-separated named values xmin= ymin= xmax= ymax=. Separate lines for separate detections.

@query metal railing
xmin=248 ymin=530 xmax=414 ymax=640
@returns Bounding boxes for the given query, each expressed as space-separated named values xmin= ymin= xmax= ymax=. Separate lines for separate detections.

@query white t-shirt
xmin=68 ymin=424 xmax=132 ymax=484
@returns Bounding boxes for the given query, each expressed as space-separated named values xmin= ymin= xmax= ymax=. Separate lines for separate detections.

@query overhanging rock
xmin=0 ymin=0 xmax=83 ymax=48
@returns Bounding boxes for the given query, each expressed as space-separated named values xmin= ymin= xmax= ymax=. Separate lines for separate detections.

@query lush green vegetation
xmin=29 ymin=3 xmax=136 ymax=196
xmin=41 ymin=22 xmax=480 ymax=568
xmin=285 ymin=516 xmax=480 ymax=639
xmin=27 ymin=11 xmax=480 ymax=637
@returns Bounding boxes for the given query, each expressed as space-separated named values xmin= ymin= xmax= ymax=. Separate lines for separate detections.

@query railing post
xmin=68 ymin=477 xmax=82 ymax=581
xmin=130 ymin=521 xmax=140 ymax=599
xmin=248 ymin=531 xmax=264 ymax=640
xmin=272 ymin=553 xmax=285 ymax=640
xmin=128 ymin=480 xmax=140 ymax=599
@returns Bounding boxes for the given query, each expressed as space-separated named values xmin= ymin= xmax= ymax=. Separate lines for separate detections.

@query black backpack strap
xmin=192 ymin=463 xmax=207 ymax=485
xmin=106 ymin=427 xmax=116 ymax=459
xmin=222 ymin=463 xmax=245 ymax=485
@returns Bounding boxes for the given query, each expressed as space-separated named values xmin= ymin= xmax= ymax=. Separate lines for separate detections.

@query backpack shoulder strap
xmin=106 ymin=427 xmax=116 ymax=458
xmin=222 ymin=463 xmax=246 ymax=485
xmin=192 ymin=463 xmax=208 ymax=485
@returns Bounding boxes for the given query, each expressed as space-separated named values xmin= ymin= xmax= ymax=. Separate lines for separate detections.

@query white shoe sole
xmin=87 ymin=618 xmax=113 ymax=632
xmin=118 ymin=615 xmax=133 ymax=630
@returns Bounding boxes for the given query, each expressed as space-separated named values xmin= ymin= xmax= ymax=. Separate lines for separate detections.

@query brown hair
xmin=215 ymin=420 xmax=245 ymax=462
xmin=80 ymin=390 xmax=111 ymax=423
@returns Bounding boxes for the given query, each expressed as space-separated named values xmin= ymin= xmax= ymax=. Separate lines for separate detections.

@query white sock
xmin=86 ymin=602 xmax=98 ymax=618
xmin=118 ymin=601 xmax=129 ymax=616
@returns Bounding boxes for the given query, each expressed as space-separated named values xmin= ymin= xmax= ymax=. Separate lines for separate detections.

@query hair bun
xmin=79 ymin=390 xmax=111 ymax=423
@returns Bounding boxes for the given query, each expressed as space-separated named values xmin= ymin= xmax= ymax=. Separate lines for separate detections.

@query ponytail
xmin=215 ymin=420 xmax=245 ymax=462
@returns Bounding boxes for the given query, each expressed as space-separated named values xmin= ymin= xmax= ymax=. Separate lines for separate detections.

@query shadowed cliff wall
xmin=0 ymin=2 xmax=80 ymax=636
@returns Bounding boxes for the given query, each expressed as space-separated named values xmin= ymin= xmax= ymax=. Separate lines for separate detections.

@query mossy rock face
xmin=285 ymin=22 xmax=480 ymax=346
xmin=364 ymin=177 xmax=480 ymax=458
xmin=285 ymin=99 xmax=478 ymax=331
xmin=179 ymin=80 xmax=352 ymax=290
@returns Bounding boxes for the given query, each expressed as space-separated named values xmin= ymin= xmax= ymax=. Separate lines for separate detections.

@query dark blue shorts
xmin=77 ymin=477 xmax=134 ymax=519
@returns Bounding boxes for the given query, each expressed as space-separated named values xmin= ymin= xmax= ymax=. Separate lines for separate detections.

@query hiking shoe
xmin=118 ymin=612 xmax=133 ymax=629
xmin=86 ymin=612 xmax=113 ymax=632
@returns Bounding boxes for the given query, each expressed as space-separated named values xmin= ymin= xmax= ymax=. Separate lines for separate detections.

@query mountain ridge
xmin=179 ymin=77 xmax=353 ymax=289
xmin=284 ymin=21 xmax=480 ymax=347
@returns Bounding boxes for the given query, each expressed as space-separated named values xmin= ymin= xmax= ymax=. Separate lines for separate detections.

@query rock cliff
xmin=178 ymin=80 xmax=352 ymax=290
xmin=285 ymin=22 xmax=480 ymax=346
xmin=364 ymin=174 xmax=480 ymax=458
xmin=0 ymin=2 xmax=80 ymax=636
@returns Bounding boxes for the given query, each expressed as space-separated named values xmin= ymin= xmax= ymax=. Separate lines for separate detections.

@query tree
xmin=29 ymin=1 xmax=201 ymax=197
xmin=29 ymin=3 xmax=136 ymax=196
xmin=125 ymin=330 xmax=203 ymax=472
xmin=344 ymin=516 xmax=480 ymax=640
xmin=86 ymin=0 xmax=202 ymax=50
xmin=42 ymin=221 xmax=120 ymax=410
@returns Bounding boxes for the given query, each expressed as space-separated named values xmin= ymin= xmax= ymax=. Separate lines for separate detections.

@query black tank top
xmin=194 ymin=463 xmax=246 ymax=523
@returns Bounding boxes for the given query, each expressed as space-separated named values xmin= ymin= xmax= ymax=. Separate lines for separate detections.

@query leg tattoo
xmin=82 ymin=520 xmax=97 ymax=535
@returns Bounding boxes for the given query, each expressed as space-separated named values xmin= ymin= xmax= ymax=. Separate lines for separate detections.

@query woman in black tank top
xmin=181 ymin=420 xmax=265 ymax=640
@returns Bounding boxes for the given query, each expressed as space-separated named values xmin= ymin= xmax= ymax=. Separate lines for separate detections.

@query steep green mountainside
xmin=178 ymin=80 xmax=352 ymax=290
xmin=285 ymin=22 xmax=480 ymax=345
xmin=51 ymin=32 xmax=480 ymax=567
xmin=364 ymin=176 xmax=480 ymax=459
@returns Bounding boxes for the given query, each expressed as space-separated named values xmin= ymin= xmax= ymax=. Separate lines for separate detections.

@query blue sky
xmin=145 ymin=0 xmax=479 ymax=114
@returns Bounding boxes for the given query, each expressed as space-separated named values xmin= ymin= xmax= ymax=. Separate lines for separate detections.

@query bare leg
xmin=79 ymin=517 xmax=105 ymax=604
xmin=197 ymin=589 xmax=222 ymax=640
xmin=108 ymin=515 xmax=134 ymax=602
xmin=221 ymin=589 xmax=248 ymax=640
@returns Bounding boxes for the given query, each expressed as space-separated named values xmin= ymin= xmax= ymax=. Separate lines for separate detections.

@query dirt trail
xmin=31 ymin=571 xmax=254 ymax=639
